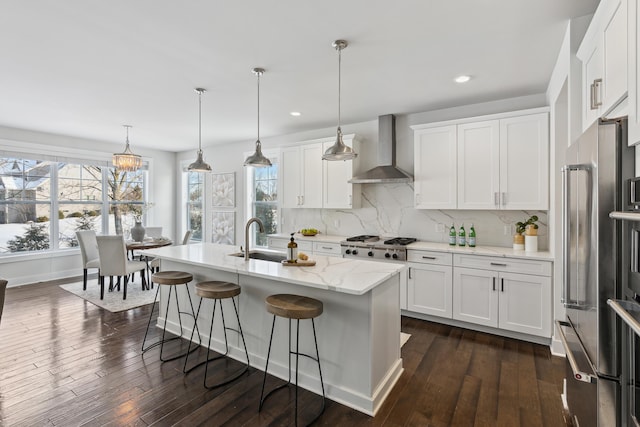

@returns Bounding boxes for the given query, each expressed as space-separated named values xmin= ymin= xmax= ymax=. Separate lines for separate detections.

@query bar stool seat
xmin=259 ymin=293 xmax=325 ymax=426
xmin=141 ymin=271 xmax=200 ymax=362
xmin=183 ymin=281 xmax=250 ymax=389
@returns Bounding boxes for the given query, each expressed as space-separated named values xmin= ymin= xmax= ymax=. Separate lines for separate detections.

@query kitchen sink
xmin=228 ymin=250 xmax=287 ymax=263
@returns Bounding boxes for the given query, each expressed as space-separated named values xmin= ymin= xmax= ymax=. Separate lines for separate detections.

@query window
xmin=0 ymin=155 xmax=147 ymax=255
xmin=250 ymin=159 xmax=278 ymax=247
xmin=186 ymin=171 xmax=204 ymax=241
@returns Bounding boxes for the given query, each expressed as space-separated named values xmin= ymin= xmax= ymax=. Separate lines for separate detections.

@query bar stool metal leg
xmin=183 ymin=292 xmax=250 ymax=389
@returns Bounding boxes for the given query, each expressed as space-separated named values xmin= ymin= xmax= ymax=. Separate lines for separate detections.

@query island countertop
xmin=143 ymin=243 xmax=405 ymax=295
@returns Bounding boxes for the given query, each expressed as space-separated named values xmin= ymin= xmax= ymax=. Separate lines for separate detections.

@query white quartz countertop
xmin=143 ymin=243 xmax=405 ymax=295
xmin=406 ymin=241 xmax=553 ymax=261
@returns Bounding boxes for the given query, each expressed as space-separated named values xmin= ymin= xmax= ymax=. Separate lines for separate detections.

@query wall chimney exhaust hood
xmin=349 ymin=114 xmax=413 ymax=184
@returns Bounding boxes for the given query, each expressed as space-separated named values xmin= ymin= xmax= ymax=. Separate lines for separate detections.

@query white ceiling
xmin=0 ymin=0 xmax=599 ymax=152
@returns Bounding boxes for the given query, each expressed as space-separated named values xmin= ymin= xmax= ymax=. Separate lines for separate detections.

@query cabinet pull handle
xmin=501 ymin=278 xmax=504 ymax=292
xmin=492 ymin=277 xmax=496 ymax=291
xmin=322 ymin=246 xmax=333 ymax=250
xmin=494 ymin=192 xmax=499 ymax=206
xmin=490 ymin=262 xmax=507 ymax=267
xmin=593 ymin=78 xmax=603 ymax=108
xmin=501 ymin=192 xmax=506 ymax=206
xmin=409 ymin=267 xmax=412 ymax=279
xmin=422 ymin=256 xmax=437 ymax=260
xmin=349 ymin=194 xmax=352 ymax=206
xmin=301 ymin=195 xmax=304 ymax=205
xmin=590 ymin=82 xmax=597 ymax=110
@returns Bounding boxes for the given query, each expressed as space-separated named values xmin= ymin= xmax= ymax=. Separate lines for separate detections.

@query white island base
xmin=147 ymin=244 xmax=404 ymax=416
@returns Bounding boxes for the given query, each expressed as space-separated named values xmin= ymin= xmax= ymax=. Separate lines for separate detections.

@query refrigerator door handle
xmin=556 ymin=320 xmax=598 ymax=384
xmin=561 ymin=164 xmax=592 ymax=308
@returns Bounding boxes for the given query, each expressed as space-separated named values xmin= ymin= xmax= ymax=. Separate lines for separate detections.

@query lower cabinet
xmin=267 ymin=237 xmax=341 ymax=258
xmin=407 ymin=250 xmax=453 ymax=318
xmin=452 ymin=255 xmax=552 ymax=338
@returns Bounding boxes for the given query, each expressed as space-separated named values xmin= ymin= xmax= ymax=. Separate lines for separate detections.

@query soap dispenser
xmin=287 ymin=233 xmax=298 ymax=263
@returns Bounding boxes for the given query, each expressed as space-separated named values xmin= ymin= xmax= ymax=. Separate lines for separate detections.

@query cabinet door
xmin=323 ymin=138 xmax=358 ymax=209
xmin=407 ymin=263 xmax=453 ymax=318
xmin=281 ymin=146 xmax=301 ymax=208
xmin=498 ymin=272 xmax=551 ymax=337
xmin=300 ymin=143 xmax=323 ymax=208
xmin=414 ymin=125 xmax=457 ymax=209
xmin=628 ymin=0 xmax=640 ymax=145
xmin=453 ymin=267 xmax=498 ymax=327
xmin=499 ymin=113 xmax=549 ymax=210
xmin=602 ymin=0 xmax=627 ymax=110
xmin=582 ymin=37 xmax=604 ymax=131
xmin=457 ymin=120 xmax=500 ymax=209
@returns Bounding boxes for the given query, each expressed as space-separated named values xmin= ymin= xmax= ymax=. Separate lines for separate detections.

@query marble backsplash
xmin=280 ymin=183 xmax=548 ymax=250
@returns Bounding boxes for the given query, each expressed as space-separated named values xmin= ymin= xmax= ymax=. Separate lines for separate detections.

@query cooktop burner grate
xmin=345 ymin=235 xmax=380 ymax=242
xmin=383 ymin=237 xmax=417 ymax=246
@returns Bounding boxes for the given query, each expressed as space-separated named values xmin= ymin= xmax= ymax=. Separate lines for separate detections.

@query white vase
xmin=130 ymin=222 xmax=146 ymax=242
xmin=525 ymin=235 xmax=538 ymax=252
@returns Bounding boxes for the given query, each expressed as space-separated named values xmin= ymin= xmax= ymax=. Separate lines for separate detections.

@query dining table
xmin=126 ymin=239 xmax=173 ymax=289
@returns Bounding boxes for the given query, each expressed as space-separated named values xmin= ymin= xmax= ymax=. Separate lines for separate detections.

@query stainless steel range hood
xmin=349 ymin=114 xmax=413 ymax=184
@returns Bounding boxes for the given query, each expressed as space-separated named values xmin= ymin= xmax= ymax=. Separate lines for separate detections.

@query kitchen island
xmin=143 ymin=243 xmax=405 ymax=415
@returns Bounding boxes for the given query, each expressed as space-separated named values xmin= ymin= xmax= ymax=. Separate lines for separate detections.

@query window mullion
xmin=50 ymin=163 xmax=59 ymax=250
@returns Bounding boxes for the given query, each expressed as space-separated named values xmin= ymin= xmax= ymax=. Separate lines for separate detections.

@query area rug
xmin=59 ymin=279 xmax=156 ymax=313
xmin=401 ymin=332 xmax=411 ymax=348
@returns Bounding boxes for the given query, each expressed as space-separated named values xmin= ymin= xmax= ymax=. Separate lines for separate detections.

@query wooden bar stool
xmin=183 ymin=281 xmax=250 ymax=388
xmin=259 ymin=294 xmax=325 ymax=426
xmin=141 ymin=271 xmax=201 ymax=361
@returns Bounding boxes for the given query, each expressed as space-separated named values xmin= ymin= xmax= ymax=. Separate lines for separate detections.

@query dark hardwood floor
xmin=0 ymin=278 xmax=568 ymax=426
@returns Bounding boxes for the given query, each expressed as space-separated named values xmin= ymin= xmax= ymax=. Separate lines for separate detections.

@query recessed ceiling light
xmin=290 ymin=111 xmax=301 ymax=117
xmin=454 ymin=75 xmax=471 ymax=84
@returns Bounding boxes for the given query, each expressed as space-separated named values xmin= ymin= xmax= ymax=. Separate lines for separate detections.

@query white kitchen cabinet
xmin=452 ymin=254 xmax=552 ymax=338
xmin=412 ymin=110 xmax=548 ymax=211
xmin=312 ymin=241 xmax=342 ymax=257
xmin=407 ymin=250 xmax=453 ymax=318
xmin=280 ymin=143 xmax=323 ymax=208
xmin=267 ymin=236 xmax=342 ymax=257
xmin=578 ymin=0 xmax=628 ymax=132
xmin=628 ymin=0 xmax=640 ymax=145
xmin=413 ymin=125 xmax=457 ymax=209
xmin=322 ymin=136 xmax=360 ymax=209
xmin=457 ymin=113 xmax=549 ymax=210
xmin=281 ymin=135 xmax=359 ymax=209
xmin=457 ymin=120 xmax=500 ymax=209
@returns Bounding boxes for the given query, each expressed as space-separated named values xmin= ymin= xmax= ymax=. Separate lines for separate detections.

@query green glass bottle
xmin=449 ymin=224 xmax=457 ymax=246
xmin=458 ymin=224 xmax=466 ymax=247
xmin=468 ymin=223 xmax=476 ymax=247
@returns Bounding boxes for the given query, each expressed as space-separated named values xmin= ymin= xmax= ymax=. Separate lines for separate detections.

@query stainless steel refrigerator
xmin=558 ymin=118 xmax=635 ymax=426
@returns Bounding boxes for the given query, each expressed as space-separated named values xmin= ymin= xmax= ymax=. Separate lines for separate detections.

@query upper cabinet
xmin=412 ymin=109 xmax=549 ymax=211
xmin=578 ymin=0 xmax=628 ymax=132
xmin=414 ymin=125 xmax=457 ymax=209
xmin=280 ymin=135 xmax=360 ymax=209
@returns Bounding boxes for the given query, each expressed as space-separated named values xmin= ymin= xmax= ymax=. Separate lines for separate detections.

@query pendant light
xmin=113 ymin=125 xmax=142 ymax=171
xmin=188 ymin=88 xmax=212 ymax=172
xmin=323 ymin=39 xmax=357 ymax=161
xmin=244 ymin=68 xmax=272 ymax=167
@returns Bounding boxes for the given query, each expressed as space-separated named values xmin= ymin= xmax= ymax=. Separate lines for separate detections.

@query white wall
xmin=178 ymin=94 xmax=550 ymax=249
xmin=0 ymin=125 xmax=177 ymax=286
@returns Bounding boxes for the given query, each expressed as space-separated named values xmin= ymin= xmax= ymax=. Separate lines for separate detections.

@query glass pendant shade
xmin=244 ymin=68 xmax=272 ymax=168
xmin=323 ymin=39 xmax=357 ymax=161
xmin=188 ymin=88 xmax=212 ymax=172
xmin=113 ymin=125 xmax=142 ymax=171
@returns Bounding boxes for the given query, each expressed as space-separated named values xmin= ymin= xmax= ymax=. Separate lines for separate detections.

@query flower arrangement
xmin=132 ymin=202 xmax=154 ymax=222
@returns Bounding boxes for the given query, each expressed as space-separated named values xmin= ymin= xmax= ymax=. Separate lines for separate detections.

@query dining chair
xmin=145 ymin=227 xmax=163 ymax=238
xmin=96 ymin=235 xmax=147 ymax=300
xmin=149 ymin=230 xmax=192 ymax=275
xmin=76 ymin=230 xmax=100 ymax=291
xmin=0 ymin=278 xmax=7 ymax=325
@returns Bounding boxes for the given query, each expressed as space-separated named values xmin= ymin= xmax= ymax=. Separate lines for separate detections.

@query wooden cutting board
xmin=281 ymin=259 xmax=316 ymax=267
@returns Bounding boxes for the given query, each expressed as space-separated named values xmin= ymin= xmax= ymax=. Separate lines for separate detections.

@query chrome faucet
xmin=244 ymin=217 xmax=265 ymax=260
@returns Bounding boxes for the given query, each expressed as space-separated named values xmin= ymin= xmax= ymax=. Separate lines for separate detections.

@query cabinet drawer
xmin=313 ymin=242 xmax=341 ymax=256
xmin=453 ymin=254 xmax=551 ymax=276
xmin=407 ymin=250 xmax=452 ymax=266
xmin=268 ymin=238 xmax=312 ymax=252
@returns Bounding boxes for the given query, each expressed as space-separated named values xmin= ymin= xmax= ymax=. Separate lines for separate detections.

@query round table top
xmin=126 ymin=240 xmax=172 ymax=250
